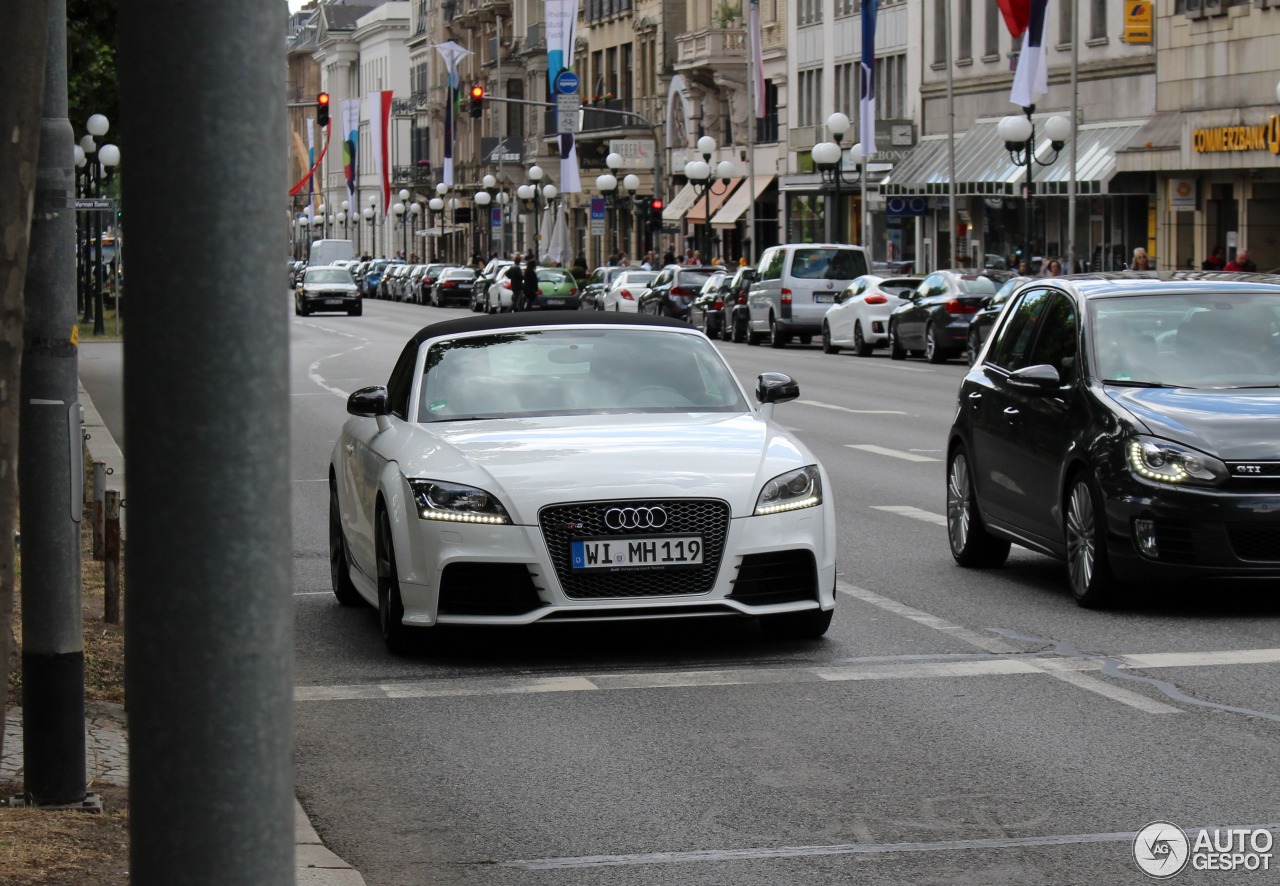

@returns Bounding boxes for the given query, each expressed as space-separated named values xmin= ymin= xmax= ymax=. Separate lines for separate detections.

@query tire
xmin=376 ymin=509 xmax=418 ymax=655
xmin=925 ymin=322 xmax=949 ymax=364
xmin=854 ymin=321 xmax=873 ymax=357
xmin=946 ymin=447 xmax=1011 ymax=568
xmin=769 ymin=317 xmax=789 ymax=349
xmin=348 ymin=302 xmax=362 ymax=317
xmin=968 ymin=329 xmax=980 ymax=367
xmin=329 ymin=485 xmax=364 ymax=607
xmin=822 ymin=321 xmax=840 ymax=354
xmin=761 ymin=607 xmax=834 ymax=640
xmin=294 ymin=301 xmax=302 ymax=316
xmin=747 ymin=321 xmax=764 ymax=346
xmin=889 ymin=323 xmax=906 ymax=360
xmin=1065 ymin=472 xmax=1119 ymax=608
xmin=799 ymin=334 xmax=813 ymax=345
xmin=733 ymin=316 xmax=748 ymax=344
xmin=720 ymin=313 xmax=734 ymax=342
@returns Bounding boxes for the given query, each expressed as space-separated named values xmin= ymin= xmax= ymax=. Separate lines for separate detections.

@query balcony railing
xmin=394 ymin=164 xmax=435 ymax=185
xmin=580 ymin=98 xmax=637 ymax=132
xmin=674 ymin=27 xmax=747 ymax=69
xmin=391 ymin=98 xmax=415 ymax=117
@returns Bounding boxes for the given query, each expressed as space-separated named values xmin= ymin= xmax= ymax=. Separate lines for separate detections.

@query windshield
xmin=306 ymin=269 xmax=354 ymax=285
xmin=443 ymin=269 xmax=476 ymax=279
xmin=537 ymin=269 xmax=572 ymax=283
xmin=417 ymin=328 xmax=749 ymax=421
xmin=1093 ymin=293 xmax=1280 ymax=388
xmin=615 ymin=272 xmax=656 ymax=287
xmin=791 ymin=248 xmax=869 ymax=281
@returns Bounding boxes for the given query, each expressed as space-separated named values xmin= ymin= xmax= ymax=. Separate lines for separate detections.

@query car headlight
xmin=754 ymin=466 xmax=823 ymax=515
xmin=1125 ymin=437 xmax=1227 ymax=486
xmin=408 ymin=480 xmax=511 ymax=524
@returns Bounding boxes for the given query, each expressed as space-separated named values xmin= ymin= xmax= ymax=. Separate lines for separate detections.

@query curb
xmin=74 ymin=378 xmax=367 ymax=885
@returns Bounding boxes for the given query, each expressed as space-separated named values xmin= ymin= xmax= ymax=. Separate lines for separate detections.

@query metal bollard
xmin=92 ymin=460 xmax=106 ymax=560
xmin=104 ymin=489 xmax=121 ymax=625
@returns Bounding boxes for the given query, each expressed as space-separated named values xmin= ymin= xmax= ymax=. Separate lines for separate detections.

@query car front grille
xmin=729 ymin=550 xmax=818 ymax=605
xmin=1227 ymin=525 xmax=1280 ymax=563
xmin=437 ymin=562 xmax=544 ymax=615
xmin=539 ymin=499 xmax=730 ymax=599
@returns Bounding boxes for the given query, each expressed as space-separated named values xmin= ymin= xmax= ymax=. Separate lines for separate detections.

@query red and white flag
xmin=367 ymin=90 xmax=393 ymax=213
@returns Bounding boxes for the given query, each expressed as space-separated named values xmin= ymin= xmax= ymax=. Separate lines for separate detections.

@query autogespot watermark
xmin=1134 ymin=821 xmax=1275 ymax=878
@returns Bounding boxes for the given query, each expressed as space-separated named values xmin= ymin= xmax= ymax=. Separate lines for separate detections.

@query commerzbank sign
xmin=1192 ymin=116 xmax=1280 ymax=154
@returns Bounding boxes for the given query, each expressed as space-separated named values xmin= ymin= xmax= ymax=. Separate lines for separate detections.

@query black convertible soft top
xmin=406 ymin=310 xmax=691 ymax=348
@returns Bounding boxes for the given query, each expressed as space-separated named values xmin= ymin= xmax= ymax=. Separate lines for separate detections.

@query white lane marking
xmin=501 ymin=823 xmax=1280 ymax=870
xmin=846 ymin=444 xmax=941 ymax=462
xmin=298 ymin=320 xmax=361 ymax=339
xmin=799 ymin=400 xmax=907 ymax=415
xmin=1120 ymin=648 xmax=1280 ymax=668
xmin=308 ymin=342 xmax=371 ymax=400
xmin=294 ymin=591 xmax=333 ymax=596
xmin=836 ymin=581 xmax=1180 ymax=714
xmin=872 ymin=505 xmax=948 ymax=526
xmin=836 ymin=582 xmax=1018 ymax=654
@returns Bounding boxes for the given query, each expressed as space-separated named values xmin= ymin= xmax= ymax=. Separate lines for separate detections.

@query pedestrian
xmin=503 ymin=259 xmax=523 ymax=312
xmin=641 ymin=251 xmax=654 ymax=271
xmin=1044 ymin=258 xmax=1063 ymax=277
xmin=1129 ymin=248 xmax=1152 ymax=271
xmin=573 ymin=252 xmax=588 ymax=275
xmin=1202 ymin=244 xmax=1226 ymax=271
xmin=1224 ymin=248 xmax=1256 ymax=272
xmin=662 ymin=249 xmax=677 ymax=267
xmin=691 ymin=250 xmax=703 ymax=266
xmin=521 ymin=255 xmax=539 ymax=311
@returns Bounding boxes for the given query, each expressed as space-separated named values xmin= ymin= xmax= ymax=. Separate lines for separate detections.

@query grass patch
xmin=76 ymin=302 xmax=124 ymax=343
xmin=3 ymin=471 xmax=129 ymax=884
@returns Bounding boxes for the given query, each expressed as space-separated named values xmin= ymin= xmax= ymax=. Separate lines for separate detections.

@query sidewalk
xmin=0 ymin=382 xmax=366 ymax=884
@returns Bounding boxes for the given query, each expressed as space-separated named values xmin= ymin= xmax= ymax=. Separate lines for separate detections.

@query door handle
xmin=1003 ymin=407 xmax=1020 ymax=416
xmin=345 ymin=443 xmax=355 ymax=455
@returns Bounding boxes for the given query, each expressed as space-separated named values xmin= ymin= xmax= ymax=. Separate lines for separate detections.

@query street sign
xmin=556 ymin=94 xmax=579 ymax=134
xmin=660 ymin=224 xmax=679 ymax=235
xmin=607 ymin=139 xmax=655 ymax=169
xmin=554 ymin=70 xmax=580 ymax=95
xmin=73 ymin=198 xmax=116 ymax=211
xmin=590 ymin=197 xmax=606 ymax=236
xmin=491 ymin=207 xmax=502 ymax=229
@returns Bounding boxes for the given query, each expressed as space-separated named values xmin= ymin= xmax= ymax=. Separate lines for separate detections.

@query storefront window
xmin=787 ymin=194 xmax=826 ymax=243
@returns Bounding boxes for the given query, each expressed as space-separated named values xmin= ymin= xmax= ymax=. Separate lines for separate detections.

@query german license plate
xmin=814 ymin=294 xmax=835 ymax=303
xmin=546 ymin=298 xmax=565 ymax=306
xmin=570 ymin=535 xmax=703 ymax=570
xmin=325 ymin=299 xmax=343 ymax=305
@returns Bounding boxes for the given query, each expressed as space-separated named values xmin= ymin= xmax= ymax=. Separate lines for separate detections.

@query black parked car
xmin=717 ymin=266 xmax=757 ymax=342
xmin=688 ymin=271 xmax=729 ymax=336
xmin=888 ymin=270 xmax=998 ymax=363
xmin=968 ymin=275 xmax=1032 ymax=365
xmin=579 ymin=266 xmax=629 ymax=310
xmin=429 ymin=267 xmax=477 ymax=307
xmin=946 ymin=272 xmax=1280 ymax=607
xmin=639 ymin=266 xmax=719 ymax=320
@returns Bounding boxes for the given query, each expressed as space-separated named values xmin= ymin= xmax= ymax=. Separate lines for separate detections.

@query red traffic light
xmin=470 ymin=85 xmax=484 ymax=100
xmin=316 ymin=92 xmax=331 ymax=126
xmin=317 ymin=92 xmax=331 ymax=106
xmin=650 ymin=199 xmax=664 ymax=212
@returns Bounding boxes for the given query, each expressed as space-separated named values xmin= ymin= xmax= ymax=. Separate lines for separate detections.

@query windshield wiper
xmin=1102 ymin=380 xmax=1192 ymax=389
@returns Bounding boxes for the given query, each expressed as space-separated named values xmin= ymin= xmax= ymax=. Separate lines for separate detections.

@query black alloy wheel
xmin=376 ymin=509 xmax=417 ymax=655
xmin=968 ymin=328 xmax=980 ymax=366
xmin=329 ymin=485 xmax=364 ymax=607
xmin=822 ymin=321 xmax=840 ymax=355
xmin=925 ymin=322 xmax=949 ymax=364
xmin=854 ymin=321 xmax=873 ymax=357
xmin=733 ymin=315 xmax=748 ymax=343
xmin=946 ymin=448 xmax=1011 ymax=567
xmin=1065 ymin=473 xmax=1118 ymax=608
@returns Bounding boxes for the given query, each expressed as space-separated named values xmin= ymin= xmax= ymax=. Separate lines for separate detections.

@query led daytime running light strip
xmin=418 ymin=510 xmax=509 ymax=524
xmin=1127 ymin=440 xmax=1190 ymax=483
xmin=754 ymin=495 xmax=821 ymax=516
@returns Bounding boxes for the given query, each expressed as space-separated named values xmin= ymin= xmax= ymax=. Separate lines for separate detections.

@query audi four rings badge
xmin=604 ymin=507 xmax=668 ymax=530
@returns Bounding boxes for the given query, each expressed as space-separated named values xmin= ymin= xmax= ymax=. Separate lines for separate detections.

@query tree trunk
xmin=0 ymin=0 xmax=51 ymax=765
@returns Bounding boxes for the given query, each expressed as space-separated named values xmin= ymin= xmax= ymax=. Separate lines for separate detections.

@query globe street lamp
xmin=999 ymin=108 xmax=1071 ymax=271
xmin=447 ymin=198 xmax=461 ymax=264
xmin=475 ymin=188 xmax=493 ymax=259
xmin=393 ymin=201 xmax=407 ymax=260
xmin=684 ymin=136 xmax=735 ymax=264
xmin=317 ymin=203 xmax=327 ymax=238
xmin=428 ymin=196 xmax=445 ymax=261
xmin=812 ymin=113 xmax=864 ymax=245
xmin=519 ymin=165 xmax=554 ymax=260
xmin=362 ymin=206 xmax=376 ymax=257
xmin=76 ymin=115 xmax=120 ymax=333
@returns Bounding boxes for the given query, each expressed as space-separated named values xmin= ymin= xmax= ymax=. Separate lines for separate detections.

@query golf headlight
xmin=1126 ymin=437 xmax=1226 ymax=486
xmin=408 ymin=480 xmax=511 ymax=524
xmin=754 ymin=466 xmax=822 ymax=516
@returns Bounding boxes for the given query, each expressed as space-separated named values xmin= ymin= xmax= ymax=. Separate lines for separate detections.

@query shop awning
xmin=711 ymin=175 xmax=777 ymax=227
xmin=661 ymin=183 xmax=702 ymax=222
xmin=882 ymin=118 xmax=1147 ymax=198
xmin=422 ymin=225 xmax=466 ymax=237
xmin=685 ymin=178 xmax=743 ymax=223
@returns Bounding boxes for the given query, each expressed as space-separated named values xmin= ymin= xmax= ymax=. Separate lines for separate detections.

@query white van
xmin=308 ymin=239 xmax=356 ymax=268
xmin=746 ymin=243 xmax=869 ymax=348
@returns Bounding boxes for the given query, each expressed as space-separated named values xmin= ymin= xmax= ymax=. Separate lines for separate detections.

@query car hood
xmin=1105 ymin=386 xmax=1280 ymax=459
xmin=304 ymin=282 xmax=357 ymax=292
xmin=395 ymin=412 xmax=811 ymax=521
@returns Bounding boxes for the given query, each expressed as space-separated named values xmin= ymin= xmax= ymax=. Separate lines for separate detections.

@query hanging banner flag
xmin=1009 ymin=0 xmax=1049 ymax=108
xmin=341 ymin=98 xmax=360 ymax=212
xmin=367 ymin=90 xmax=393 ymax=213
xmin=305 ymin=118 xmax=316 ymax=216
xmin=434 ymin=41 xmax=472 ymax=187
xmin=860 ymin=0 xmax=878 ymax=155
xmin=749 ymin=0 xmax=765 ymax=118
xmin=546 ymin=0 xmax=582 ymax=193
xmin=999 ymin=0 xmax=1031 ymax=38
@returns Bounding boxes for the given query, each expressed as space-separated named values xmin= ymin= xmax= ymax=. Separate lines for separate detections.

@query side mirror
xmin=756 ymin=371 xmax=799 ymax=404
xmin=1007 ymin=364 xmax=1061 ymax=392
xmin=347 ymin=385 xmax=390 ymax=417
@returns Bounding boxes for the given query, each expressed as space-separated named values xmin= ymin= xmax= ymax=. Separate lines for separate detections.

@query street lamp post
xmin=595 ymin=153 xmax=641 ymax=262
xmin=435 ymin=182 xmax=450 ymax=263
xmin=340 ymin=200 xmax=350 ymax=239
xmin=999 ymin=108 xmax=1071 ymax=271
xmin=812 ymin=113 xmax=863 ymax=245
xmin=362 ymin=205 xmax=376 ymax=257
xmin=76 ymin=114 xmax=120 ymax=333
xmin=683 ymin=136 xmax=735 ymax=264
xmin=397 ymin=189 xmax=411 ymax=259
xmin=516 ymin=165 xmax=556 ymax=261
xmin=448 ymin=197 xmax=461 ymax=263
xmin=317 ymin=203 xmax=327 ymax=238
xmin=428 ymin=196 xmax=445 ymax=261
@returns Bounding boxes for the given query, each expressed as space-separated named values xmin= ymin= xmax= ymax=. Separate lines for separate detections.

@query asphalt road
xmin=79 ymin=296 xmax=1280 ymax=885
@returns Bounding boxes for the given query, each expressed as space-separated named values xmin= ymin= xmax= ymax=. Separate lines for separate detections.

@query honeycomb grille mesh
xmin=539 ymin=499 xmax=731 ymax=599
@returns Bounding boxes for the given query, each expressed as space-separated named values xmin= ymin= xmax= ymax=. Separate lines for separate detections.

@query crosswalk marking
xmin=846 ymin=444 xmax=941 ymax=462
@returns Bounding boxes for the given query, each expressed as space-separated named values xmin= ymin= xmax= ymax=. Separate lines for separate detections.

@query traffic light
xmin=469 ymin=84 xmax=484 ymax=119
xmin=316 ymin=92 xmax=331 ymax=127
xmin=648 ymin=198 xmax=664 ymax=232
